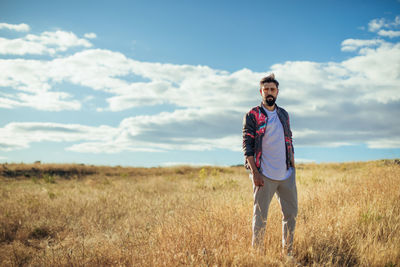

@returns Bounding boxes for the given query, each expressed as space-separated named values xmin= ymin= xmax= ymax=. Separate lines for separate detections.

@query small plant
xmin=311 ymin=174 xmax=323 ymax=183
xmin=175 ymin=169 xmax=185 ymax=175
xmin=195 ymin=168 xmax=208 ymax=188
xmin=210 ymin=177 xmax=239 ymax=190
xmin=48 ymin=192 xmax=56 ymax=199
xmin=102 ymin=177 xmax=111 ymax=185
xmin=43 ymin=174 xmax=56 ymax=184
xmin=198 ymin=168 xmax=207 ymax=180
xmin=359 ymin=209 xmax=383 ymax=224
xmin=29 ymin=226 xmax=51 ymax=239
xmin=211 ymin=168 xmax=220 ymax=177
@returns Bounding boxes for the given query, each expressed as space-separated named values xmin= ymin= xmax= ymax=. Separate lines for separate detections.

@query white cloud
xmin=341 ymin=39 xmax=384 ymax=52
xmin=0 ymin=22 xmax=30 ymax=32
xmin=0 ymin=114 xmax=244 ymax=153
xmin=0 ymin=30 xmax=92 ymax=56
xmin=295 ymin=158 xmax=316 ymax=163
xmin=377 ymin=29 xmax=400 ymax=38
xmin=0 ymin=58 xmax=83 ymax=110
xmin=0 ymin=122 xmax=118 ymax=151
xmin=368 ymin=16 xmax=400 ymax=38
xmin=0 ymin=47 xmax=258 ymax=111
xmin=367 ymin=138 xmax=400 ymax=149
xmin=396 ymin=15 xmax=400 ymax=25
xmin=0 ymin=95 xmax=21 ymax=109
xmin=84 ymin=32 xmax=97 ymax=39
xmin=368 ymin=18 xmax=386 ymax=32
xmin=16 ymin=91 xmax=81 ymax=111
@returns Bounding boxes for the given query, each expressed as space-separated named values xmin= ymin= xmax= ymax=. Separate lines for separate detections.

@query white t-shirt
xmin=260 ymin=106 xmax=293 ymax=180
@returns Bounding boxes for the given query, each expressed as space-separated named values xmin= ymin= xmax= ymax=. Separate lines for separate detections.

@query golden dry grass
xmin=1 ymin=160 xmax=399 ymax=266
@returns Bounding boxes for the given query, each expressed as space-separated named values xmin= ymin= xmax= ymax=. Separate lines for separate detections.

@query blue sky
xmin=0 ymin=0 xmax=399 ymax=166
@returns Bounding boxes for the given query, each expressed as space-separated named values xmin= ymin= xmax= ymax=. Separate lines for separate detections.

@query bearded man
xmin=242 ymin=73 xmax=297 ymax=256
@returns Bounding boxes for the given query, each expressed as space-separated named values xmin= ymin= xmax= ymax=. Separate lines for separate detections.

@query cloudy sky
xmin=0 ymin=0 xmax=399 ymax=166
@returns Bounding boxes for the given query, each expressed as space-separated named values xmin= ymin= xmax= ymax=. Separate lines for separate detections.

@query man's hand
xmin=246 ymin=155 xmax=264 ymax=187
xmin=252 ymin=171 xmax=264 ymax=187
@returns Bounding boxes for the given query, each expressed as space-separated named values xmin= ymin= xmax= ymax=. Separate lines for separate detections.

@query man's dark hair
xmin=260 ymin=73 xmax=279 ymax=88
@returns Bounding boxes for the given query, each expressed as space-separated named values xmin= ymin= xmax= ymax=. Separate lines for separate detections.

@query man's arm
xmin=246 ymin=156 xmax=264 ymax=187
xmin=286 ymin=110 xmax=295 ymax=169
xmin=242 ymin=112 xmax=256 ymax=158
xmin=243 ymin=111 xmax=264 ymax=187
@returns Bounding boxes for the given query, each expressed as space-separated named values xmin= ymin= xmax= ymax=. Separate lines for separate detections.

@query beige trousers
xmin=251 ymin=169 xmax=298 ymax=252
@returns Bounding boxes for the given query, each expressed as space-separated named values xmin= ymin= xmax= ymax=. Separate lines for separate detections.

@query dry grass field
xmin=1 ymin=160 xmax=399 ymax=266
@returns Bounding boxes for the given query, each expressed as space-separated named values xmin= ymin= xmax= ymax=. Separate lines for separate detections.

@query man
xmin=242 ymin=73 xmax=297 ymax=256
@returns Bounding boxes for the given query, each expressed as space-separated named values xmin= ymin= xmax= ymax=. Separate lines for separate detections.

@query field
xmin=1 ymin=160 xmax=399 ymax=266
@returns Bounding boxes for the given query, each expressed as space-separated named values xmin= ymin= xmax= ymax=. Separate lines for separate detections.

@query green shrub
xmin=43 ymin=174 xmax=56 ymax=184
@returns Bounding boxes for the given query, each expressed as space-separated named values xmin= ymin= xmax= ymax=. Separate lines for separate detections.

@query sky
xmin=0 ymin=0 xmax=399 ymax=167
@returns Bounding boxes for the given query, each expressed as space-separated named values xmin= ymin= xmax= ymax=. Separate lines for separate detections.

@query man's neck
xmin=262 ymin=102 xmax=276 ymax=112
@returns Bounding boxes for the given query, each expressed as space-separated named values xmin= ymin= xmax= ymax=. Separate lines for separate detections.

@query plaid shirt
xmin=242 ymin=103 xmax=294 ymax=170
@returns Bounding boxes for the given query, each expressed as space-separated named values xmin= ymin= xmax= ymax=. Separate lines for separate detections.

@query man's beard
xmin=264 ymin=95 xmax=276 ymax=106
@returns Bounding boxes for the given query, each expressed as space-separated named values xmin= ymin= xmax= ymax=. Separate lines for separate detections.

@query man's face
xmin=260 ymin=82 xmax=278 ymax=106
